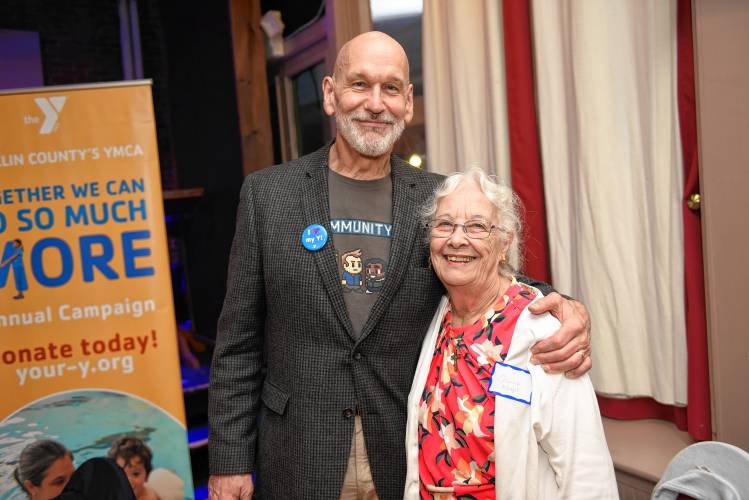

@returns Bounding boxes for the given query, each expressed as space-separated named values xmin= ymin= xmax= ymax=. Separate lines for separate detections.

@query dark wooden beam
xmin=324 ymin=0 xmax=373 ymax=73
xmin=229 ymin=0 xmax=274 ymax=175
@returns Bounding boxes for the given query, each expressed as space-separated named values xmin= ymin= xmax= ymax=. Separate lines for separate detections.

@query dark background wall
xmin=0 ymin=0 xmax=245 ymax=339
xmin=154 ymin=0 xmax=244 ymax=337
xmin=0 ymin=0 xmax=123 ymax=84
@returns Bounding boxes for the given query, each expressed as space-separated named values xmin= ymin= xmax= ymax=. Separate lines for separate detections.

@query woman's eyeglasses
xmin=427 ymin=219 xmax=498 ymax=239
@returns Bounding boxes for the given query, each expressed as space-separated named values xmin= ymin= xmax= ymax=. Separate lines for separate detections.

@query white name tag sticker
xmin=488 ymin=362 xmax=532 ymax=405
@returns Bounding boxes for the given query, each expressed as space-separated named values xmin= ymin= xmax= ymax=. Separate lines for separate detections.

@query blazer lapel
xmin=357 ymin=157 xmax=422 ymax=343
xmin=300 ymin=147 xmax=355 ymax=339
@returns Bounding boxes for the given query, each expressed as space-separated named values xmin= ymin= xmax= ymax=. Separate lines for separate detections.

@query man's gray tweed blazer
xmin=208 ymin=145 xmax=445 ymax=499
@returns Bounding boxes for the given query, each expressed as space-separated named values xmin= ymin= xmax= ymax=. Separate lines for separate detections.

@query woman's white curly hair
xmin=420 ymin=167 xmax=523 ymax=277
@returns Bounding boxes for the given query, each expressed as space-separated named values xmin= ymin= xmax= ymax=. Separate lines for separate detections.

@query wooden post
xmin=229 ymin=0 xmax=274 ymax=175
xmin=324 ymin=0 xmax=373 ymax=73
xmin=322 ymin=0 xmax=372 ymax=135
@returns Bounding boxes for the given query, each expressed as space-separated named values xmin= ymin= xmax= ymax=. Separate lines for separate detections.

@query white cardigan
xmin=404 ymin=292 xmax=619 ymax=500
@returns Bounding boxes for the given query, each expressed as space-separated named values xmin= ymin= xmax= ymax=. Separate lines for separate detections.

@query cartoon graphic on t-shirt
xmin=364 ymin=258 xmax=386 ymax=294
xmin=340 ymin=249 xmax=364 ymax=293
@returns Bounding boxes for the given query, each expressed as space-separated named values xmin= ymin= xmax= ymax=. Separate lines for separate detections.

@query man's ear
xmin=404 ymin=82 xmax=414 ymax=124
xmin=322 ymin=76 xmax=337 ymax=117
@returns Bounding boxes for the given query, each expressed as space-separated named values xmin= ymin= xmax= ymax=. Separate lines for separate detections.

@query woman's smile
xmin=444 ymin=255 xmax=476 ymax=263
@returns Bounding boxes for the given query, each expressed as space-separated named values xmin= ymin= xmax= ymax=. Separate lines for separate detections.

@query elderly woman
xmin=404 ymin=169 xmax=618 ymax=500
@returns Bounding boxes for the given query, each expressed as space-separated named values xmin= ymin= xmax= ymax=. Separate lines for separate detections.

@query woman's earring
xmin=428 ymin=256 xmax=432 ymax=269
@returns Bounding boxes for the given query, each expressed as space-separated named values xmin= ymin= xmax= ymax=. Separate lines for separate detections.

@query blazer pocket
xmin=261 ymin=380 xmax=289 ymax=416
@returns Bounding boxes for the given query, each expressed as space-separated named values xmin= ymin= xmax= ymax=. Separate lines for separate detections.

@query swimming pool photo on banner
xmin=0 ymin=389 xmax=193 ymax=500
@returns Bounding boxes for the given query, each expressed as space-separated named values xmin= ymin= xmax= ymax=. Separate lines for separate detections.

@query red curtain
xmin=676 ymin=0 xmax=711 ymax=442
xmin=502 ymin=0 xmax=551 ymax=284
xmin=503 ymin=0 xmax=711 ymax=440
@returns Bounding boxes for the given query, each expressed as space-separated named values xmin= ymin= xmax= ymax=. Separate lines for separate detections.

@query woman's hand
xmin=528 ymin=292 xmax=592 ymax=378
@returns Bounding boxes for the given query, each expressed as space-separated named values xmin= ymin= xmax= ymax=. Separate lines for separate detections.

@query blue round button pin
xmin=301 ymin=224 xmax=328 ymax=251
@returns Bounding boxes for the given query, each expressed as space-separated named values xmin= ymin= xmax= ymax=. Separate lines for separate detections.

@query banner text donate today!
xmin=3 ymin=330 xmax=159 ymax=386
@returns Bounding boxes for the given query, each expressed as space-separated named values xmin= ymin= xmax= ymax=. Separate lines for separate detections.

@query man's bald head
xmin=322 ymin=31 xmax=414 ymax=159
xmin=333 ymin=31 xmax=410 ymax=84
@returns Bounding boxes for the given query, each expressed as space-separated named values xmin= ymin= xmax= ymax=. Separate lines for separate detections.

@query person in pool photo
xmin=1 ymin=239 xmax=28 ymax=299
xmin=13 ymin=439 xmax=75 ymax=500
xmin=107 ymin=437 xmax=159 ymax=500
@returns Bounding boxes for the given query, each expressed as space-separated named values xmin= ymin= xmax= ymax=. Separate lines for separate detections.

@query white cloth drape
xmin=532 ymin=0 xmax=687 ymax=405
xmin=422 ymin=0 xmax=511 ymax=180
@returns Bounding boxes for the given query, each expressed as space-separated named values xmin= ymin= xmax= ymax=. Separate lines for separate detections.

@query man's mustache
xmin=350 ymin=112 xmax=396 ymax=125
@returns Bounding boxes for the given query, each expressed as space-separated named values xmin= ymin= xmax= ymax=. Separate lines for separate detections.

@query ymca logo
xmin=32 ymin=96 xmax=67 ymax=134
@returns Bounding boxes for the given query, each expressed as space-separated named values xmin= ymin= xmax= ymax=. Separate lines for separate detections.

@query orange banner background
xmin=0 ymin=82 xmax=184 ymax=425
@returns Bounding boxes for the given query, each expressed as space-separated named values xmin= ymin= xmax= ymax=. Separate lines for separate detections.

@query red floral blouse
xmin=417 ymin=280 xmax=536 ymax=500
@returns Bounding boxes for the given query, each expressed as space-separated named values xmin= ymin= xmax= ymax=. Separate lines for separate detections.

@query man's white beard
xmin=336 ymin=109 xmax=406 ymax=158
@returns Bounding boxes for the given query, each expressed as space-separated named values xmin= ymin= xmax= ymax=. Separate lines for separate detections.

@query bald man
xmin=207 ymin=32 xmax=591 ymax=499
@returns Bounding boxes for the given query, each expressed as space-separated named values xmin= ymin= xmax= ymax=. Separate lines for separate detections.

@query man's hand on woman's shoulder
xmin=528 ymin=292 xmax=592 ymax=378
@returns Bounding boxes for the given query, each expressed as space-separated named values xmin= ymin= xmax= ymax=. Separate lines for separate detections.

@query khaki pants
xmin=339 ymin=416 xmax=379 ymax=500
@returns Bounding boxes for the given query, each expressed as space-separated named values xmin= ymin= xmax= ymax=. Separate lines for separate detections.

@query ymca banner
xmin=0 ymin=82 xmax=192 ymax=498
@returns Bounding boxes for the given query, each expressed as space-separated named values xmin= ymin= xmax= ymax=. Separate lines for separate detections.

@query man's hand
xmin=528 ymin=292 xmax=592 ymax=378
xmin=208 ymin=474 xmax=254 ymax=500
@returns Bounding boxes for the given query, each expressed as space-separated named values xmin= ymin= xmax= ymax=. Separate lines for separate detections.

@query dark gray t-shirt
xmin=328 ymin=169 xmax=393 ymax=337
